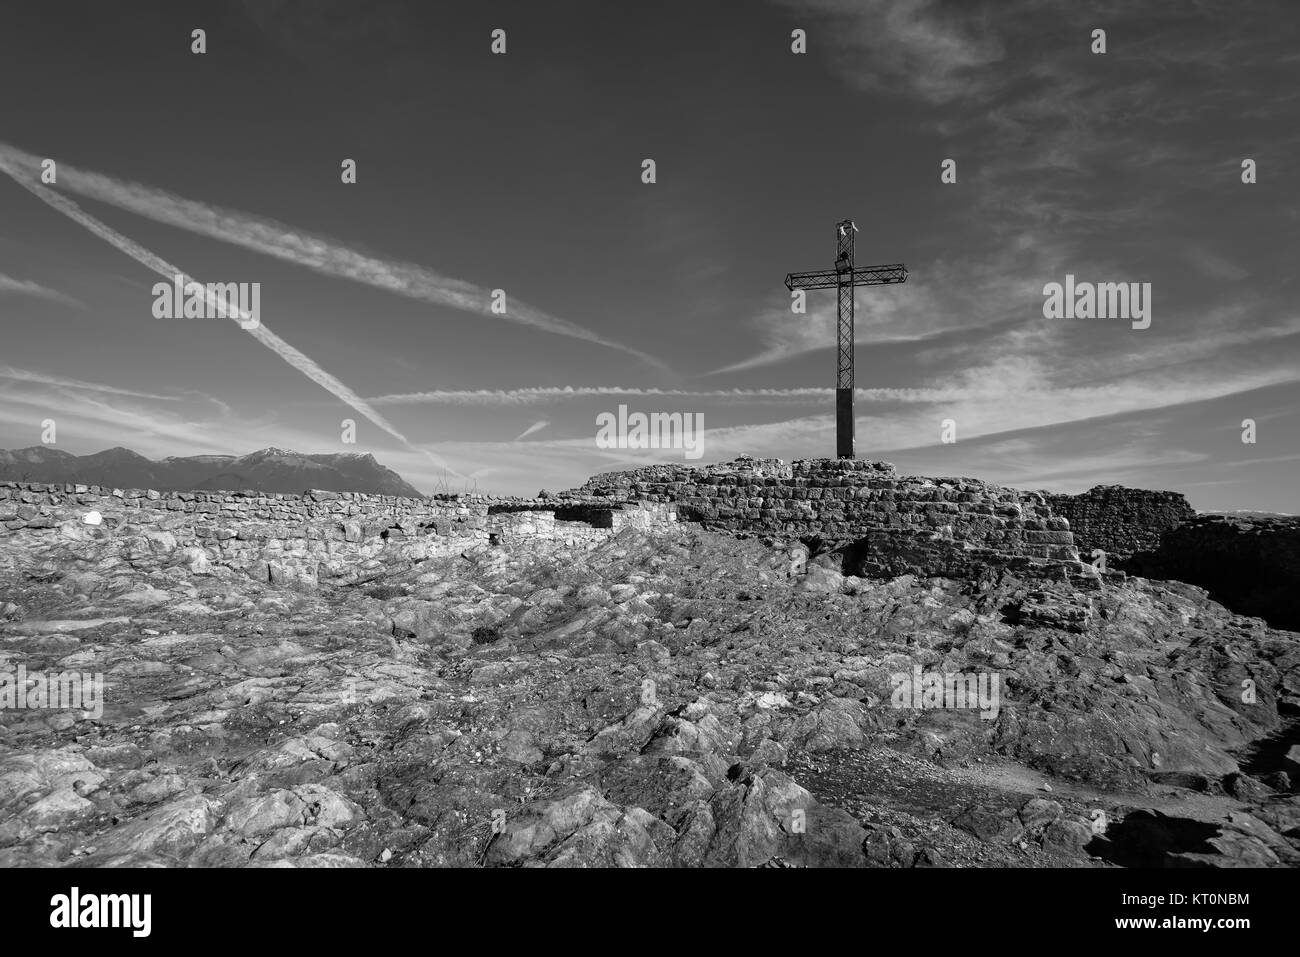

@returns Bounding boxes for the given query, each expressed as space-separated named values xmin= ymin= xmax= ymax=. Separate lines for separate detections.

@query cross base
xmin=836 ymin=388 xmax=855 ymax=459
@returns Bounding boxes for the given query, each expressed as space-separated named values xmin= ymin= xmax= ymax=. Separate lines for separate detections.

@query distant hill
xmin=0 ymin=445 xmax=424 ymax=497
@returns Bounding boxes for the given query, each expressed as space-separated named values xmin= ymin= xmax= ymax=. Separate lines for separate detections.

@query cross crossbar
xmin=784 ymin=264 xmax=908 ymax=291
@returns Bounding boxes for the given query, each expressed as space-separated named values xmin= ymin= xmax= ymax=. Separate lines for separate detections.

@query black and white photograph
xmin=0 ymin=0 xmax=1294 ymax=938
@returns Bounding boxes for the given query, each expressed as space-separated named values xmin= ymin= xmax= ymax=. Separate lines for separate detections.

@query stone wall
xmin=0 ymin=459 xmax=1096 ymax=584
xmin=0 ymin=481 xmax=489 ymax=544
xmin=1125 ymin=515 xmax=1300 ymax=632
xmin=0 ymin=482 xmax=678 ymax=589
xmin=579 ymin=457 xmax=799 ymax=492
xmin=1044 ymin=485 xmax=1195 ymax=560
xmin=0 ymin=482 xmax=678 ymax=533
xmin=576 ymin=457 xmax=1085 ymax=576
xmin=8 ymin=470 xmax=1293 ymax=623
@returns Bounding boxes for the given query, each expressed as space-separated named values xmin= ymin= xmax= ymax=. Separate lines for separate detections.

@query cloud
xmin=1 ymin=355 xmax=564 ymax=503
xmin=710 ymin=245 xmax=1067 ymax=375
xmin=776 ymin=0 xmax=1004 ymax=104
xmin=0 ymin=370 xmax=435 ymax=478
xmin=708 ymin=292 xmax=955 ymax=375
xmin=367 ymin=378 xmax=1084 ymax=408
xmin=0 ymin=273 xmax=83 ymax=308
xmin=304 ymin=358 xmax=1300 ymax=499
xmin=0 ymin=160 xmax=462 ymax=477
xmin=1185 ymin=244 xmax=1249 ymax=283
xmin=0 ymin=375 xmax=236 ymax=455
xmin=0 ymin=140 xmax=666 ymax=373
xmin=684 ymin=361 xmax=1298 ymax=463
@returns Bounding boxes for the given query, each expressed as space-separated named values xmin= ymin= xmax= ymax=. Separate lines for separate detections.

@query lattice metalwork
xmin=784 ymin=265 xmax=908 ymax=290
xmin=782 ymin=219 xmax=908 ymax=459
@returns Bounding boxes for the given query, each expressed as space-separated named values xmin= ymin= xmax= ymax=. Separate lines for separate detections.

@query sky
xmin=0 ymin=0 xmax=1297 ymax=509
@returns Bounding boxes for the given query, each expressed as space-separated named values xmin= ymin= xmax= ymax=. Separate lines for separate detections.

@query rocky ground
xmin=2 ymin=517 xmax=1299 ymax=867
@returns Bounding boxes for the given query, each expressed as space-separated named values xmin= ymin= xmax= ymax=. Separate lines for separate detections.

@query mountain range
xmin=0 ymin=446 xmax=424 ymax=497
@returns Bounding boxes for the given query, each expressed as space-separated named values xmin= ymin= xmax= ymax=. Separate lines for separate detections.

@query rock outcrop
xmin=1 ymin=460 xmax=1297 ymax=869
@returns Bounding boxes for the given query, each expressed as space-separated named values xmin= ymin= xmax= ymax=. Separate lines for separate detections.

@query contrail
xmin=0 ymin=159 xmax=462 ymax=478
xmin=512 ymin=420 xmax=550 ymax=441
xmin=368 ymin=385 xmax=969 ymax=406
xmin=0 ymin=141 xmax=667 ymax=372
xmin=371 ymin=386 xmax=836 ymax=406
xmin=0 ymin=365 xmax=178 ymax=401
xmin=0 ymin=273 xmax=84 ymax=309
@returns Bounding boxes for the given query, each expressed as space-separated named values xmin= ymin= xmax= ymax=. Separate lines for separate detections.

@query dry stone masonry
xmin=1124 ymin=514 xmax=1300 ymax=632
xmin=0 ymin=458 xmax=1096 ymax=586
xmin=36 ymin=461 xmax=1293 ymax=592
xmin=0 ymin=481 xmax=677 ymax=590
xmin=1044 ymin=485 xmax=1195 ymax=560
xmin=577 ymin=456 xmax=1086 ymax=578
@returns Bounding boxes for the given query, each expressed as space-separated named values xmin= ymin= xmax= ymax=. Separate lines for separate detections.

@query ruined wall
xmin=579 ymin=457 xmax=797 ymax=492
xmin=1038 ymin=488 xmax=1300 ymax=630
xmin=0 ymin=459 xmax=1094 ymax=584
xmin=577 ymin=457 xmax=1083 ymax=574
xmin=1044 ymin=485 xmax=1195 ymax=559
xmin=0 ymin=481 xmax=486 ymax=540
xmin=0 ymin=482 xmax=677 ymax=589
xmin=1125 ymin=515 xmax=1300 ymax=632
xmin=8 ymin=471 xmax=1292 ymax=618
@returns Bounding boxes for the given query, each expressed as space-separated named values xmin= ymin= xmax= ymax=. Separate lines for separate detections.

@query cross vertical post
xmin=835 ymin=220 xmax=856 ymax=459
xmin=784 ymin=219 xmax=908 ymax=459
